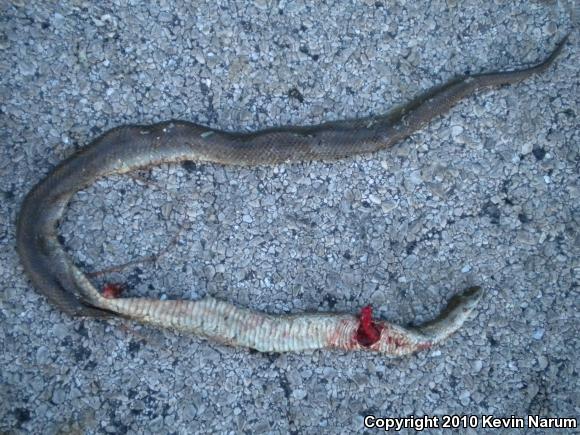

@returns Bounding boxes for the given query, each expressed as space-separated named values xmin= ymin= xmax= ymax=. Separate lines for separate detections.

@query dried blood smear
xmin=355 ymin=305 xmax=382 ymax=346
xmin=102 ymin=283 xmax=123 ymax=299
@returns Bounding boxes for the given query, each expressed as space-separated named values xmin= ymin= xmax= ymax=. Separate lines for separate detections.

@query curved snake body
xmin=16 ymin=37 xmax=567 ymax=354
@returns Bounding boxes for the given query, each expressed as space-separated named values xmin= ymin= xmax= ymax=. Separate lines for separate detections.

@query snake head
xmin=455 ymin=286 xmax=484 ymax=312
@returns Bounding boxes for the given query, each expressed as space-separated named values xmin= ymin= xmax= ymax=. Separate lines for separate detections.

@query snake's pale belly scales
xmin=16 ymin=36 xmax=568 ymax=355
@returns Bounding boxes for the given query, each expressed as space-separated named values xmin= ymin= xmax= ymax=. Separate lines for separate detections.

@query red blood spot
xmin=355 ymin=305 xmax=382 ymax=347
xmin=386 ymin=334 xmax=403 ymax=347
xmin=417 ymin=342 xmax=432 ymax=351
xmin=102 ymin=283 xmax=123 ymax=299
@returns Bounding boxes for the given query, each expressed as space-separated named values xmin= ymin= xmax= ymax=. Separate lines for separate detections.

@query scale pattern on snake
xmin=16 ymin=36 xmax=568 ymax=355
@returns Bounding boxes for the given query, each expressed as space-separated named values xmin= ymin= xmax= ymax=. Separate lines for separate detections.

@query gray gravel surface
xmin=1 ymin=1 xmax=578 ymax=434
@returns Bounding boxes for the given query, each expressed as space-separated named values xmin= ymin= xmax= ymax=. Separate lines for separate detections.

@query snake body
xmin=16 ymin=37 xmax=567 ymax=354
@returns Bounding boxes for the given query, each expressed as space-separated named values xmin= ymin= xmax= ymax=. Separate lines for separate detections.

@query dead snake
xmin=16 ymin=36 xmax=567 ymax=355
